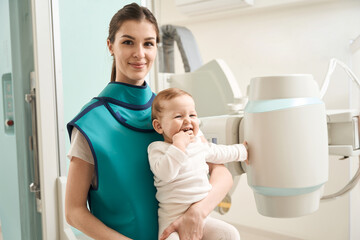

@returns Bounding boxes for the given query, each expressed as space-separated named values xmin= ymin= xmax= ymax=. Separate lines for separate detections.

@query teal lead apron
xmin=67 ymin=82 xmax=163 ymax=239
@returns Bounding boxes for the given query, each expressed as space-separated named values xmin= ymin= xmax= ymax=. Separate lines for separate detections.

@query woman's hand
xmin=159 ymin=203 xmax=205 ymax=240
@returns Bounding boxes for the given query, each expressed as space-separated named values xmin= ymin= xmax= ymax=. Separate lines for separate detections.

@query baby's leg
xmin=158 ymin=203 xmax=190 ymax=240
xmin=202 ymin=217 xmax=240 ymax=240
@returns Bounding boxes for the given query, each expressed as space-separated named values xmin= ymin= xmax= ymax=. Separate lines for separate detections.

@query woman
xmin=65 ymin=3 xmax=233 ymax=240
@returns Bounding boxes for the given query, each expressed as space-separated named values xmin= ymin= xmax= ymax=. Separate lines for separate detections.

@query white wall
xmin=154 ymin=0 xmax=360 ymax=239
xmin=350 ymin=37 xmax=360 ymax=240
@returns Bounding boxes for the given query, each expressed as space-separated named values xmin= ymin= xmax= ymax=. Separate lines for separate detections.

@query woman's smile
xmin=129 ymin=61 xmax=147 ymax=69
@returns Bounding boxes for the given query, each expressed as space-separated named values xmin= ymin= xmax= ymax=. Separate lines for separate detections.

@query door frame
xmin=31 ymin=0 xmax=61 ymax=238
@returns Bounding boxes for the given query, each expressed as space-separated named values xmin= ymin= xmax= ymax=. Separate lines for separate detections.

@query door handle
xmin=25 ymin=71 xmax=41 ymax=203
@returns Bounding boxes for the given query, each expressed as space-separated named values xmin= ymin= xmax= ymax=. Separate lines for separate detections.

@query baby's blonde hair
xmin=151 ymin=88 xmax=193 ymax=121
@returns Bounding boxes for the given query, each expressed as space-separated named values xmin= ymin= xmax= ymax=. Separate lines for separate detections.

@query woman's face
xmin=108 ymin=20 xmax=157 ymax=86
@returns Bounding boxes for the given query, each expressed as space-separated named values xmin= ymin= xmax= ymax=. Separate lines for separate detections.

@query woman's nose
xmin=133 ymin=45 xmax=145 ymax=58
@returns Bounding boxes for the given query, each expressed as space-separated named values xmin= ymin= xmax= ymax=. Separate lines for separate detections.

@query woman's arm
xmin=193 ymin=162 xmax=233 ymax=217
xmin=159 ymin=163 xmax=233 ymax=240
xmin=65 ymin=157 xmax=132 ymax=240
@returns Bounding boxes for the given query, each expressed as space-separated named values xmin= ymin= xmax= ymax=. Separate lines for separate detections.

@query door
xmin=0 ymin=0 xmax=42 ymax=239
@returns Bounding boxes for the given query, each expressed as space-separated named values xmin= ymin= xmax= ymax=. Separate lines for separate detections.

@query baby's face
xmin=157 ymin=95 xmax=199 ymax=143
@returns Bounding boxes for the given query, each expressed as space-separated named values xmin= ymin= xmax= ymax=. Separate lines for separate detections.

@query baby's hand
xmin=172 ymin=131 xmax=192 ymax=152
xmin=242 ymin=141 xmax=249 ymax=165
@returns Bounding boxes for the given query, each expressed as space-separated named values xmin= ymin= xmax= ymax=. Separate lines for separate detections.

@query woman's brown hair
xmin=108 ymin=3 xmax=160 ymax=82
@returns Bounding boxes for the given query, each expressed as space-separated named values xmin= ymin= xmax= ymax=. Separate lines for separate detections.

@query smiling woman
xmin=106 ymin=4 xmax=160 ymax=85
xmin=107 ymin=20 xmax=158 ymax=85
xmin=65 ymin=3 xmax=164 ymax=239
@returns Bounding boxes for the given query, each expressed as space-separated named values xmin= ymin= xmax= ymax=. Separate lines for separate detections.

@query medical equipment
xmin=164 ymin=58 xmax=360 ymax=218
xmin=242 ymin=75 xmax=328 ymax=218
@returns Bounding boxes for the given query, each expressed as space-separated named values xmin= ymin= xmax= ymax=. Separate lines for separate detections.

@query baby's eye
xmin=190 ymin=114 xmax=197 ymax=118
xmin=175 ymin=115 xmax=182 ymax=119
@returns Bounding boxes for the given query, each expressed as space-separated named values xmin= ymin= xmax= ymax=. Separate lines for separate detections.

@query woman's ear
xmin=107 ymin=39 xmax=114 ymax=56
xmin=152 ymin=119 xmax=163 ymax=134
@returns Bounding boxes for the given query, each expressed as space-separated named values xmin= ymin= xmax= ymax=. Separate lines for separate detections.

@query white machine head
xmin=243 ymin=75 xmax=328 ymax=217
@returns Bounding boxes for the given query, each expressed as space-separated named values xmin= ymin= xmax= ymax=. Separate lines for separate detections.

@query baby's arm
xmin=148 ymin=142 xmax=188 ymax=182
xmin=206 ymin=141 xmax=248 ymax=164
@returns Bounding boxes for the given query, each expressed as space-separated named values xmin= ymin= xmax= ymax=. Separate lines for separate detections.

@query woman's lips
xmin=129 ymin=62 xmax=146 ymax=69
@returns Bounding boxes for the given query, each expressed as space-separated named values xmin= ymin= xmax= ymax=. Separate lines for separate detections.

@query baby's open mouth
xmin=182 ymin=128 xmax=193 ymax=133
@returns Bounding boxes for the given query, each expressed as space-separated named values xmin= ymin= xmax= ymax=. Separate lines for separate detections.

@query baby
xmin=148 ymin=87 xmax=248 ymax=240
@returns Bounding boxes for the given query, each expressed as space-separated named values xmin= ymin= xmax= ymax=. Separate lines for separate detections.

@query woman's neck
xmin=115 ymin=78 xmax=145 ymax=86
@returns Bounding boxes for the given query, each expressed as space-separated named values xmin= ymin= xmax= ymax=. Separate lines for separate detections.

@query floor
xmin=0 ymin=222 xmax=304 ymax=240
xmin=236 ymin=224 xmax=305 ymax=240
xmin=73 ymin=225 xmax=304 ymax=240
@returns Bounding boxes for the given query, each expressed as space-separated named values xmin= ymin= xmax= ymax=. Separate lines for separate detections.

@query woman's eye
xmin=144 ymin=42 xmax=155 ymax=47
xmin=122 ymin=40 xmax=133 ymax=45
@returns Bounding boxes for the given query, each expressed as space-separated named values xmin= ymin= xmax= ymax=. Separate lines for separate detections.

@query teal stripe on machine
xmin=251 ymin=183 xmax=325 ymax=197
xmin=245 ymin=98 xmax=323 ymax=113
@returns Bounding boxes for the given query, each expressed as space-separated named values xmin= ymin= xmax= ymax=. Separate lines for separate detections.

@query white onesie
xmin=148 ymin=137 xmax=247 ymax=240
